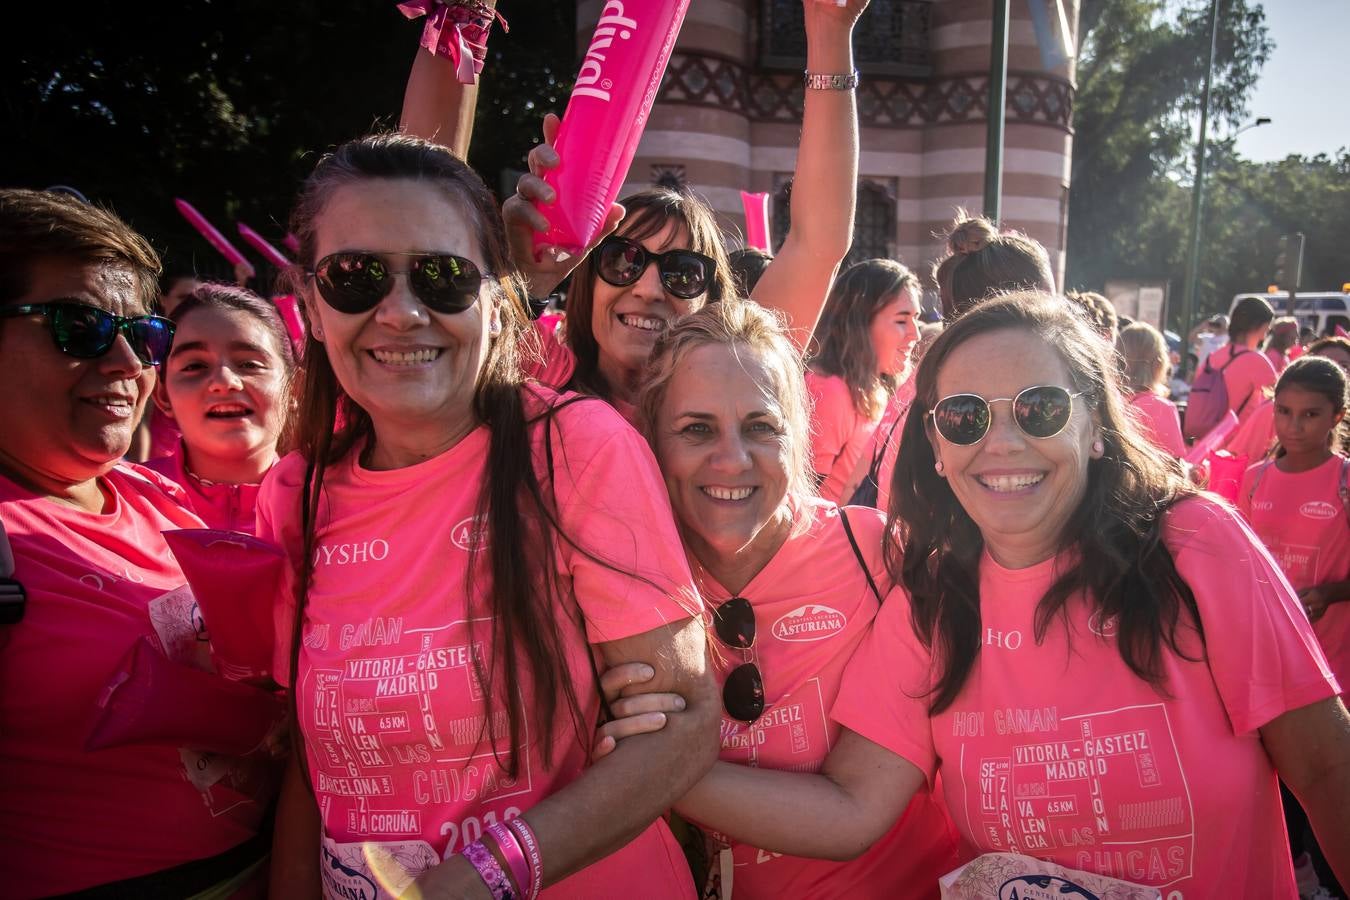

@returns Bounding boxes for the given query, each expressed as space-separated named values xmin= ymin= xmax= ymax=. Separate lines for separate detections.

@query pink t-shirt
xmin=1225 ymin=397 xmax=1276 ymax=463
xmin=0 ymin=464 xmax=272 ymax=895
xmin=1239 ymin=455 xmax=1350 ymax=691
xmin=832 ymin=496 xmax=1338 ymax=899
xmin=805 ymin=370 xmax=878 ymax=503
xmin=145 ymin=406 xmax=182 ymax=461
xmin=144 ymin=444 xmax=262 ymax=534
xmin=259 ymin=387 xmax=700 ymax=899
xmin=1127 ymin=391 xmax=1186 ymax=458
xmin=875 ymin=378 xmax=917 ymax=514
xmin=1266 ymin=348 xmax=1290 ymax=374
xmin=1206 ymin=343 xmax=1277 ymax=426
xmin=694 ymin=498 xmax=958 ymax=899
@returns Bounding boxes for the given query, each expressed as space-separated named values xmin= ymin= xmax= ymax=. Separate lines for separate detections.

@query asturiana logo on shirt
xmin=573 ymin=1 xmax=638 ymax=102
xmin=771 ymin=604 xmax=847 ymax=642
xmin=450 ymin=516 xmax=489 ymax=551
xmin=1300 ymin=500 xmax=1338 ymax=521
xmin=997 ymin=876 xmax=1098 ymax=900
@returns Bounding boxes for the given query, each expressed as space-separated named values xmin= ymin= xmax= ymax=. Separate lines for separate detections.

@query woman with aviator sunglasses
xmin=504 ymin=0 xmax=870 ymax=422
xmin=0 ymin=189 xmax=279 ymax=896
xmin=605 ymin=292 xmax=1350 ymax=896
xmin=599 ymin=300 xmax=958 ymax=899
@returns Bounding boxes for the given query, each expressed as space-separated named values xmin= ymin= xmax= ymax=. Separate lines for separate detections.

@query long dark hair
xmin=889 ymin=292 xmax=1201 ymax=713
xmin=564 ymin=188 xmax=734 ymax=400
xmin=283 ymin=133 xmax=590 ymax=775
xmin=809 ymin=259 xmax=919 ymax=419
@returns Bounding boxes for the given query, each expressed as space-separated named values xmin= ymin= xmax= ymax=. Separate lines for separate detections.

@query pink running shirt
xmin=1126 ymin=391 xmax=1186 ymax=458
xmin=1239 ymin=455 xmax=1350 ymax=692
xmin=144 ymin=444 xmax=262 ymax=534
xmin=694 ymin=498 xmax=958 ymax=899
xmin=0 ymin=464 xmax=272 ymax=895
xmin=805 ymin=370 xmax=878 ymax=503
xmin=260 ymin=387 xmax=700 ymax=899
xmin=1225 ymin=397 xmax=1276 ymax=463
xmin=833 ymin=496 xmax=1337 ymax=899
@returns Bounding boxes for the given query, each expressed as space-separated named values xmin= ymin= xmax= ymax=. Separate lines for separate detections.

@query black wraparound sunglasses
xmin=595 ymin=236 xmax=714 ymax=301
xmin=929 ymin=385 xmax=1085 ymax=446
xmin=307 ymin=251 xmax=490 ymax=315
xmin=713 ymin=596 xmax=765 ymax=724
xmin=0 ymin=301 xmax=175 ymax=366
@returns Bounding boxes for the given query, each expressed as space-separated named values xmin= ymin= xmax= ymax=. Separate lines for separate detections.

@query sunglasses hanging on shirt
xmin=713 ymin=596 xmax=765 ymax=724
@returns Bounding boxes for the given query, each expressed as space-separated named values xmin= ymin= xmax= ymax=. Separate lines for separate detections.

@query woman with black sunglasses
xmin=261 ymin=133 xmax=720 ymax=899
xmin=0 ymin=188 xmax=279 ymax=896
xmin=601 ymin=299 xmax=958 ymax=899
xmin=504 ymin=0 xmax=870 ymax=422
xmin=607 ymin=292 xmax=1350 ymax=897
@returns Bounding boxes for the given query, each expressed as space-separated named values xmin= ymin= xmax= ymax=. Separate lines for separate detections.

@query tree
xmin=2 ymin=2 xmax=574 ymax=286
xmin=1065 ymin=0 xmax=1274 ymax=327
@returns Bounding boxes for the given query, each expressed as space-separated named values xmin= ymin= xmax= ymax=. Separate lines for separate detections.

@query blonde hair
xmin=638 ymin=300 xmax=815 ymax=501
xmin=1116 ymin=321 xmax=1169 ymax=395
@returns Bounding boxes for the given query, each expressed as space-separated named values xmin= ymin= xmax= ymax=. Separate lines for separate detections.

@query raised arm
xmin=677 ymin=727 xmax=921 ymax=860
xmin=412 ymin=617 xmax=720 ymax=896
xmin=400 ymin=47 xmax=480 ymax=158
xmin=750 ymin=0 xmax=866 ymax=349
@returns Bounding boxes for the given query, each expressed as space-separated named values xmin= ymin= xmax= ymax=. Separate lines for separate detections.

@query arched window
xmin=771 ymin=177 xmax=896 ymax=266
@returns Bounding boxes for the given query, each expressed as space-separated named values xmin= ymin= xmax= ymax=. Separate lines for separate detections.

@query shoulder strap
xmin=838 ymin=507 xmax=883 ymax=604
xmin=0 ymin=518 xmax=27 ymax=624
xmin=1246 ymin=459 xmax=1275 ymax=507
xmin=1340 ymin=457 xmax=1350 ymax=527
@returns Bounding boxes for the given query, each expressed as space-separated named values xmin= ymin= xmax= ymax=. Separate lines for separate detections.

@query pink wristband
xmin=485 ymin=822 xmax=529 ymax=899
xmin=461 ymin=839 xmax=516 ymax=900
xmin=507 ymin=816 xmax=544 ymax=900
xmin=396 ymin=0 xmax=508 ymax=84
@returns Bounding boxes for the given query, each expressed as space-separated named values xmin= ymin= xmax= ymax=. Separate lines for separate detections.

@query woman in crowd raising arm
xmin=262 ymin=134 xmax=719 ymax=898
xmin=608 ymin=293 xmax=1350 ymax=897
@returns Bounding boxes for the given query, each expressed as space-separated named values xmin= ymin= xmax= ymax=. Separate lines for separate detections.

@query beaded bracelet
xmin=485 ymin=822 xmax=531 ymax=900
xmin=461 ymin=838 xmax=516 ymax=900
xmin=397 ymin=0 xmax=509 ymax=84
xmin=507 ymin=816 xmax=544 ymax=900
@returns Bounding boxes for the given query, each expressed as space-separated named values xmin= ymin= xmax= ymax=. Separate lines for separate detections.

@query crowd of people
xmin=3 ymin=1 xmax=1349 ymax=898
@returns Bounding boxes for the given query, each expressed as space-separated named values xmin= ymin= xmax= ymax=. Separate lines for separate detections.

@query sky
xmin=1231 ymin=0 xmax=1350 ymax=162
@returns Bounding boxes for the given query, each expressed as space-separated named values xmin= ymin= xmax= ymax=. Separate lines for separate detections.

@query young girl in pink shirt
xmin=1116 ymin=322 xmax=1186 ymax=458
xmin=145 ymin=284 xmax=295 ymax=533
xmin=263 ymin=134 xmax=720 ymax=900
xmin=806 ymin=260 xmax=922 ymax=502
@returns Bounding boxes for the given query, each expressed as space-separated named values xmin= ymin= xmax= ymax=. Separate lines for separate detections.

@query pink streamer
xmin=740 ymin=191 xmax=772 ymax=252
xmin=398 ymin=0 xmax=507 ymax=85
xmin=174 ymin=198 xmax=252 ymax=272
xmin=236 ymin=222 xmax=293 ymax=269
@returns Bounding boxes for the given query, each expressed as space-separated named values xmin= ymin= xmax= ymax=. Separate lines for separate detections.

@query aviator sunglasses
xmin=0 ymin=301 xmax=175 ymax=366
xmin=307 ymin=251 xmax=490 ymax=315
xmin=713 ymin=596 xmax=766 ymax=724
xmin=929 ymin=385 xmax=1085 ymax=446
xmin=595 ymin=236 xmax=714 ymax=301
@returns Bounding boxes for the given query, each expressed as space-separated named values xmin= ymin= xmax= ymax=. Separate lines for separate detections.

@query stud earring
xmin=934 ymin=460 xmax=945 ymax=476
xmin=1092 ymin=438 xmax=1104 ymax=456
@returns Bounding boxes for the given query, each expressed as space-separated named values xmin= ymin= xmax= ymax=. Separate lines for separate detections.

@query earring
xmin=489 ymin=315 xmax=502 ymax=337
xmin=1092 ymin=438 xmax=1104 ymax=456
xmin=934 ymin=460 xmax=945 ymax=476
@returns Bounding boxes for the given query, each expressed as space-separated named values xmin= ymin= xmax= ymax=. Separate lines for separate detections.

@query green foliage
xmin=2 ymin=2 xmax=574 ymax=286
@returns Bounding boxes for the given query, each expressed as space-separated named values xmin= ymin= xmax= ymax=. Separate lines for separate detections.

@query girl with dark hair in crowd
xmin=261 ymin=133 xmax=718 ymax=898
xmin=806 ymin=258 xmax=921 ymax=502
xmin=1116 ymin=321 xmax=1186 ymax=458
xmin=1206 ymin=295 xmax=1278 ymax=428
xmin=143 ymin=283 xmax=295 ymax=533
xmin=601 ymin=292 xmax=1350 ymax=897
xmin=1238 ymin=355 xmax=1350 ymax=899
xmin=505 ymin=0 xmax=870 ymax=421
xmin=1266 ymin=316 xmax=1302 ymax=374
xmin=1310 ymin=335 xmax=1350 ymax=374
xmin=0 ymin=188 xmax=277 ymax=895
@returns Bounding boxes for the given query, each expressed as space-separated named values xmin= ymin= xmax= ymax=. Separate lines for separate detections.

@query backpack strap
xmin=1340 ymin=456 xmax=1350 ymax=528
xmin=1245 ymin=458 xmax=1276 ymax=510
xmin=0 ymin=518 xmax=26 ymax=625
xmin=838 ymin=507 xmax=884 ymax=604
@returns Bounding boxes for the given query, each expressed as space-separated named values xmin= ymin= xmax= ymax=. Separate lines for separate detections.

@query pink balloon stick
xmin=237 ymin=222 xmax=293 ymax=269
xmin=281 ymin=233 xmax=301 ymax=255
xmin=740 ymin=191 xmax=772 ymax=251
xmin=174 ymin=198 xmax=250 ymax=268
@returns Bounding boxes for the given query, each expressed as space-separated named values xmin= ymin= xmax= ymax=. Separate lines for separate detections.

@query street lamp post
xmin=1179 ymin=0 xmax=1222 ymax=335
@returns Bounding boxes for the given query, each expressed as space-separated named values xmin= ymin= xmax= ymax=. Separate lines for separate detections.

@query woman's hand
xmin=1301 ymin=586 xmax=1330 ymax=623
xmin=502 ymin=113 xmax=625 ymax=298
xmin=592 ymin=662 xmax=685 ymax=761
xmin=801 ymin=0 xmax=870 ymax=29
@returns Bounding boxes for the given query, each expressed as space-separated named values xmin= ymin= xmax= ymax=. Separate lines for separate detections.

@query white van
xmin=1230 ymin=289 xmax=1350 ymax=337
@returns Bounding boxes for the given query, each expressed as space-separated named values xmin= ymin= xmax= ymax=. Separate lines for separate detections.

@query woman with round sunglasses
xmin=142 ymin=283 xmax=297 ymax=534
xmin=606 ymin=292 xmax=1350 ymax=896
xmin=805 ymin=259 xmax=922 ymax=503
xmin=505 ymin=0 xmax=869 ymax=421
xmin=598 ymin=299 xmax=958 ymax=899
xmin=0 ymin=189 xmax=279 ymax=896
xmin=263 ymin=133 xmax=719 ymax=899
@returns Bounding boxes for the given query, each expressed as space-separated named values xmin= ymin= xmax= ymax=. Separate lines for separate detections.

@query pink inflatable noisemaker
xmin=533 ymin=0 xmax=692 ymax=257
xmin=174 ymin=198 xmax=250 ymax=268
xmin=237 ymin=222 xmax=293 ymax=269
xmin=740 ymin=191 xmax=772 ymax=252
